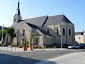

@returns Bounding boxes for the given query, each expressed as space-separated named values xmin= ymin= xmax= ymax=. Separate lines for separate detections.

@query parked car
xmin=68 ymin=44 xmax=80 ymax=49
xmin=79 ymin=44 xmax=85 ymax=49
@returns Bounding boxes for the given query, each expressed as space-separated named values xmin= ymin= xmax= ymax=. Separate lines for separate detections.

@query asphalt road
xmin=0 ymin=49 xmax=85 ymax=64
xmin=37 ymin=52 xmax=85 ymax=64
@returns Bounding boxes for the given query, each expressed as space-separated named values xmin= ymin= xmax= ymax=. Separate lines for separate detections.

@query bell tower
xmin=13 ymin=1 xmax=22 ymax=24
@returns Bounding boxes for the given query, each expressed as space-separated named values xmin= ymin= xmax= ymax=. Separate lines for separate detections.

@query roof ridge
xmin=49 ymin=14 xmax=65 ymax=17
xmin=24 ymin=15 xmax=48 ymax=20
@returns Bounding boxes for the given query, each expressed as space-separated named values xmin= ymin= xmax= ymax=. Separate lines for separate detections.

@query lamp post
xmin=60 ymin=22 xmax=64 ymax=48
xmin=61 ymin=28 xmax=62 ymax=48
xmin=1 ymin=25 xmax=4 ymax=44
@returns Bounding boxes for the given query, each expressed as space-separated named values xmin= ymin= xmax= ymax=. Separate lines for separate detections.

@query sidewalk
xmin=0 ymin=46 xmax=68 ymax=52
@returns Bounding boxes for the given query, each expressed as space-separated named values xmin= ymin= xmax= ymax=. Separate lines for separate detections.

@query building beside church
xmin=12 ymin=2 xmax=75 ymax=47
xmin=75 ymin=31 xmax=85 ymax=44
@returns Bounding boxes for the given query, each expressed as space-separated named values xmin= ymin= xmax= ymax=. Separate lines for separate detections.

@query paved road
xmin=37 ymin=52 xmax=85 ymax=64
xmin=0 ymin=49 xmax=85 ymax=64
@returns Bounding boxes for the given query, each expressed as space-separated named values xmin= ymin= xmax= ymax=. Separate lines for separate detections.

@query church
xmin=12 ymin=2 xmax=75 ymax=47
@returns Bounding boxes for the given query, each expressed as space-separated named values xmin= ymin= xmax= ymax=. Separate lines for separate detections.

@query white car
xmin=68 ymin=44 xmax=80 ymax=49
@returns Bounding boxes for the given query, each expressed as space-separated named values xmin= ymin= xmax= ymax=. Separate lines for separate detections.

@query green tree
xmin=0 ymin=29 xmax=6 ymax=41
xmin=6 ymin=27 xmax=16 ymax=43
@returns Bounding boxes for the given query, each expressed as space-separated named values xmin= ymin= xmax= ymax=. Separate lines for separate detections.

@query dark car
xmin=79 ymin=44 xmax=85 ymax=49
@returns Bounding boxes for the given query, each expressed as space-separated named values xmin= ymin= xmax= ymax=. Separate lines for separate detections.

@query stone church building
xmin=12 ymin=2 xmax=75 ymax=47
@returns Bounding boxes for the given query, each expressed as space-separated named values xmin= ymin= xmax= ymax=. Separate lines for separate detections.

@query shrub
xmin=11 ymin=43 xmax=17 ymax=47
xmin=38 ymin=46 xmax=42 ymax=49
xmin=53 ymin=46 xmax=56 ymax=48
xmin=2 ymin=43 xmax=5 ymax=46
xmin=22 ymin=41 xmax=29 ymax=47
xmin=34 ymin=45 xmax=38 ymax=48
xmin=18 ymin=45 xmax=22 ymax=48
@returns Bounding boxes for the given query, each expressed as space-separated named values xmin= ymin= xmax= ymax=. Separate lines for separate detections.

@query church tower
xmin=13 ymin=1 xmax=22 ymax=24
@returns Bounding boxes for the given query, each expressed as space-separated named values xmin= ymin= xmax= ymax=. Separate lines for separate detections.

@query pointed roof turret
xmin=13 ymin=1 xmax=22 ymax=24
xmin=16 ymin=1 xmax=21 ymax=15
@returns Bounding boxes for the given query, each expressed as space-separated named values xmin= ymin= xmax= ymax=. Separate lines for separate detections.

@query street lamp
xmin=60 ymin=22 xmax=65 ymax=48
xmin=1 ymin=25 xmax=4 ymax=44
xmin=61 ymin=29 xmax=62 ymax=48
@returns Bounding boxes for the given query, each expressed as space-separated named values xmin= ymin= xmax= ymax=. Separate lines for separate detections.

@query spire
xmin=16 ymin=1 xmax=20 ymax=15
xmin=13 ymin=1 xmax=22 ymax=24
xmin=18 ymin=1 xmax=20 ymax=9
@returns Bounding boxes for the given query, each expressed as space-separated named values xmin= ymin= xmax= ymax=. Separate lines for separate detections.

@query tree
xmin=6 ymin=27 xmax=16 ymax=43
xmin=0 ymin=29 xmax=6 ymax=41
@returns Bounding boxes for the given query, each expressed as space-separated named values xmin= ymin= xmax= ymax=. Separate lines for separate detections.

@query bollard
xmin=15 ymin=47 xmax=16 ymax=51
xmin=11 ymin=46 xmax=12 ymax=51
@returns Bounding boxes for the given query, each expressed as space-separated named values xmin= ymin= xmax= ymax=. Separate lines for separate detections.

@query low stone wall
xmin=0 ymin=46 xmax=29 ymax=52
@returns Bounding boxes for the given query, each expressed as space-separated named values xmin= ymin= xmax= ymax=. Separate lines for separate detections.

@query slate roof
xmin=26 ymin=23 xmax=39 ymax=29
xmin=26 ymin=23 xmax=52 ymax=36
xmin=45 ymin=15 xmax=72 ymax=25
xmin=12 ymin=21 xmax=24 ymax=29
xmin=24 ymin=16 xmax=48 ymax=27
xmin=75 ymin=32 xmax=83 ymax=35
xmin=24 ymin=15 xmax=73 ymax=27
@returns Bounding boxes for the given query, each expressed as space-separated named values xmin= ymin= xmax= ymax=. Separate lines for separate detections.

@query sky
xmin=0 ymin=0 xmax=85 ymax=32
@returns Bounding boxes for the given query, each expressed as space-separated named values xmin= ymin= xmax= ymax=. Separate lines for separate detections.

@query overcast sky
xmin=0 ymin=0 xmax=85 ymax=32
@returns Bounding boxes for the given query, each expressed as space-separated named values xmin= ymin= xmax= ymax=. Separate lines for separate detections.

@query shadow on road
xmin=0 ymin=53 xmax=56 ymax=64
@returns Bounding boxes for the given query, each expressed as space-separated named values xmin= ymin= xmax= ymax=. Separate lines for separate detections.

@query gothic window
xmin=57 ymin=28 xmax=59 ymax=35
xmin=14 ymin=19 xmax=16 ymax=21
xmin=79 ymin=37 xmax=80 ymax=40
xmin=51 ymin=38 xmax=52 ymax=42
xmin=22 ymin=28 xmax=26 ymax=36
xmin=47 ymin=29 xmax=49 ymax=33
xmin=69 ymin=29 xmax=71 ymax=35
xmin=63 ymin=28 xmax=65 ymax=36
xmin=36 ymin=38 xmax=39 ymax=45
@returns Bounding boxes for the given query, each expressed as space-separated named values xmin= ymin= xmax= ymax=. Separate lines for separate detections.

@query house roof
xmin=24 ymin=16 xmax=48 ymax=27
xmin=75 ymin=32 xmax=83 ymax=35
xmin=45 ymin=15 xmax=72 ymax=25
xmin=26 ymin=22 xmax=52 ymax=36
xmin=12 ymin=21 xmax=24 ymax=29
xmin=24 ymin=15 xmax=73 ymax=27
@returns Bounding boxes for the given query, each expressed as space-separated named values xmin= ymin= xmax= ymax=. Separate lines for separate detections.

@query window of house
xmin=36 ymin=38 xmax=38 ymax=45
xmin=79 ymin=37 xmax=80 ymax=39
xmin=57 ymin=28 xmax=59 ymax=35
xmin=47 ymin=38 xmax=48 ymax=42
xmin=22 ymin=28 xmax=26 ymax=36
xmin=63 ymin=28 xmax=65 ymax=36
xmin=51 ymin=38 xmax=52 ymax=42
xmin=69 ymin=29 xmax=71 ymax=35
xmin=47 ymin=29 xmax=49 ymax=33
xmin=14 ymin=19 xmax=16 ymax=21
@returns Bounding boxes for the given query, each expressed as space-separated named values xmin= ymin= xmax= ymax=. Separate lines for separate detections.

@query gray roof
xmin=75 ymin=32 xmax=83 ymax=35
xmin=24 ymin=15 xmax=73 ymax=27
xmin=24 ymin=16 xmax=48 ymax=27
xmin=46 ymin=15 xmax=72 ymax=25
xmin=12 ymin=21 xmax=24 ymax=29
xmin=26 ymin=23 xmax=52 ymax=36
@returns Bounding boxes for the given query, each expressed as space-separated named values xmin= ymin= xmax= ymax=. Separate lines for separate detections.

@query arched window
xmin=22 ymin=28 xmax=26 ymax=36
xmin=57 ymin=28 xmax=59 ymax=35
xmin=47 ymin=29 xmax=49 ymax=33
xmin=63 ymin=28 xmax=65 ymax=36
xmin=69 ymin=29 xmax=71 ymax=35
